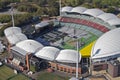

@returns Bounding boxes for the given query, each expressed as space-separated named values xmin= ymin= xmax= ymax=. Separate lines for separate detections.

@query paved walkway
xmin=92 ymin=70 xmax=120 ymax=80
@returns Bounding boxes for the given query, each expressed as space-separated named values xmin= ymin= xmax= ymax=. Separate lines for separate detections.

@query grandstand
xmin=53 ymin=6 xmax=120 ymax=58
xmin=4 ymin=27 xmax=28 ymax=45
xmin=3 ymin=6 xmax=120 ymax=78
xmin=91 ymin=28 xmax=120 ymax=63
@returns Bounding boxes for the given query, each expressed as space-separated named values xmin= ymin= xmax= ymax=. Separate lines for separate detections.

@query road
xmin=0 ymin=8 xmax=26 ymax=15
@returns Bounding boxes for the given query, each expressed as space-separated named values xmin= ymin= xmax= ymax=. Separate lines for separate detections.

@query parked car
xmin=0 ymin=61 xmax=3 ymax=66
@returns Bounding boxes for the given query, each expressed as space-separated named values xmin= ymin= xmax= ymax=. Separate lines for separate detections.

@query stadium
xmin=4 ymin=6 xmax=120 ymax=78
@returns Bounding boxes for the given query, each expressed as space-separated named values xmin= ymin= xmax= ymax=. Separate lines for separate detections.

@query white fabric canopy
xmin=35 ymin=21 xmax=49 ymax=30
xmin=91 ymin=28 xmax=120 ymax=59
xmin=35 ymin=46 xmax=60 ymax=61
xmin=61 ymin=6 xmax=73 ymax=12
xmin=4 ymin=27 xmax=21 ymax=36
xmin=56 ymin=49 xmax=81 ymax=63
xmin=16 ymin=40 xmax=43 ymax=53
xmin=97 ymin=13 xmax=117 ymax=21
xmin=82 ymin=8 xmax=104 ymax=17
xmin=71 ymin=7 xmax=87 ymax=14
xmin=11 ymin=46 xmax=28 ymax=56
xmin=6 ymin=33 xmax=28 ymax=45
xmin=106 ymin=18 xmax=120 ymax=26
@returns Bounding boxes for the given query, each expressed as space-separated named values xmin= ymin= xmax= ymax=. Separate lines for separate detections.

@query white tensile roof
xmin=106 ymin=18 xmax=120 ymax=26
xmin=91 ymin=28 xmax=120 ymax=59
xmin=61 ymin=6 xmax=73 ymax=12
xmin=97 ymin=13 xmax=117 ymax=21
xmin=70 ymin=6 xmax=87 ymax=14
xmin=35 ymin=21 xmax=49 ymax=30
xmin=61 ymin=6 xmax=120 ymax=26
xmin=16 ymin=40 xmax=43 ymax=53
xmin=4 ymin=27 xmax=22 ymax=36
xmin=35 ymin=46 xmax=60 ymax=61
xmin=82 ymin=9 xmax=104 ymax=17
xmin=11 ymin=46 xmax=28 ymax=56
xmin=6 ymin=33 xmax=28 ymax=45
xmin=56 ymin=49 xmax=81 ymax=63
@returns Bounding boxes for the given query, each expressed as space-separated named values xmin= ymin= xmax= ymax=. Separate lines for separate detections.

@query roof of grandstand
xmin=35 ymin=46 xmax=60 ymax=61
xmin=6 ymin=33 xmax=28 ymax=45
xmin=61 ymin=6 xmax=73 ymax=12
xmin=107 ymin=18 xmax=120 ymax=26
xmin=61 ymin=6 xmax=120 ymax=26
xmin=35 ymin=21 xmax=49 ymax=30
xmin=4 ymin=27 xmax=28 ymax=45
xmin=16 ymin=40 xmax=43 ymax=53
xmin=11 ymin=46 xmax=28 ymax=56
xmin=4 ymin=27 xmax=22 ymax=37
xmin=56 ymin=49 xmax=81 ymax=63
xmin=97 ymin=13 xmax=118 ymax=21
xmin=83 ymin=8 xmax=104 ymax=17
xmin=91 ymin=28 xmax=120 ymax=59
xmin=70 ymin=6 xmax=87 ymax=14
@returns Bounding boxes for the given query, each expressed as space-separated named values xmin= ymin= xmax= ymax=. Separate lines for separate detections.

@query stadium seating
xmin=60 ymin=17 xmax=109 ymax=33
xmin=61 ymin=14 xmax=116 ymax=30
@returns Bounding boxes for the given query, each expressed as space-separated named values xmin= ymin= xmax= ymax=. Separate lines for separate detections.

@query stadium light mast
xmin=89 ymin=56 xmax=92 ymax=75
xmin=76 ymin=39 xmax=79 ymax=80
xmin=69 ymin=39 xmax=79 ymax=80
xmin=11 ymin=7 xmax=15 ymax=27
xmin=59 ymin=0 xmax=61 ymax=16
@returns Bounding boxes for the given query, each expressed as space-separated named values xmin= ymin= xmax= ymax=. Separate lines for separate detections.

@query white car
xmin=0 ymin=61 xmax=2 ymax=66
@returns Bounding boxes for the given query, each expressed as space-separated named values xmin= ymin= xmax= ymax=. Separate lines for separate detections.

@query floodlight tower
xmin=59 ymin=0 xmax=61 ymax=16
xmin=76 ymin=39 xmax=79 ymax=80
xmin=69 ymin=39 xmax=79 ymax=80
xmin=70 ymin=28 xmax=79 ymax=80
xmin=11 ymin=7 xmax=15 ymax=27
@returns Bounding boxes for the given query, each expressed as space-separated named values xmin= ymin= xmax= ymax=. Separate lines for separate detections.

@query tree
xmin=38 ymin=0 xmax=47 ymax=6
xmin=17 ymin=4 xmax=38 ymax=13
xmin=0 ymin=15 xmax=11 ymax=23
xmin=48 ymin=7 xmax=59 ymax=16
xmin=92 ymin=0 xmax=102 ymax=8
xmin=35 ymin=7 xmax=44 ymax=16
xmin=106 ymin=7 xmax=116 ymax=13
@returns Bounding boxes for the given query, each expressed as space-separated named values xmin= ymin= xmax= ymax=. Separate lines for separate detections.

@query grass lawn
xmin=37 ymin=72 xmax=69 ymax=80
xmin=0 ymin=65 xmax=30 ymax=80
xmin=61 ymin=33 xmax=98 ymax=50
xmin=62 ymin=42 xmax=76 ymax=50
xmin=30 ymin=64 xmax=36 ymax=72
xmin=9 ymin=74 xmax=29 ymax=80
xmin=0 ymin=65 xmax=15 ymax=80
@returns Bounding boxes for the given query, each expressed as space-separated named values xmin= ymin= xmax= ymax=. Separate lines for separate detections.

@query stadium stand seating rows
xmin=59 ymin=17 xmax=109 ymax=33
xmin=58 ymin=22 xmax=103 ymax=37
xmin=61 ymin=14 xmax=116 ymax=30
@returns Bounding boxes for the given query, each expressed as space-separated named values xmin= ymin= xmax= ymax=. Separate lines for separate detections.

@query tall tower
xmin=11 ymin=7 xmax=15 ymax=27
xmin=76 ymin=40 xmax=79 ymax=80
xmin=59 ymin=0 xmax=61 ymax=16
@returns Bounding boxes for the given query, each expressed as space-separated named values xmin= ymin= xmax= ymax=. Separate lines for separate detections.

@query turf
xmin=37 ymin=72 xmax=69 ymax=80
xmin=0 ymin=65 xmax=15 ymax=80
xmin=9 ymin=74 xmax=29 ymax=80
xmin=61 ymin=34 xmax=98 ymax=50
xmin=0 ymin=65 xmax=30 ymax=80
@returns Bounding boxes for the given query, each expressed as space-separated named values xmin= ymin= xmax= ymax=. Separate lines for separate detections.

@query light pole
xmin=76 ymin=39 xmax=79 ymax=80
xmin=11 ymin=7 xmax=15 ymax=27
xmin=69 ymin=28 xmax=79 ymax=80
xmin=59 ymin=0 xmax=61 ymax=16
xmin=73 ymin=27 xmax=79 ymax=79
xmin=89 ymin=57 xmax=92 ymax=76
